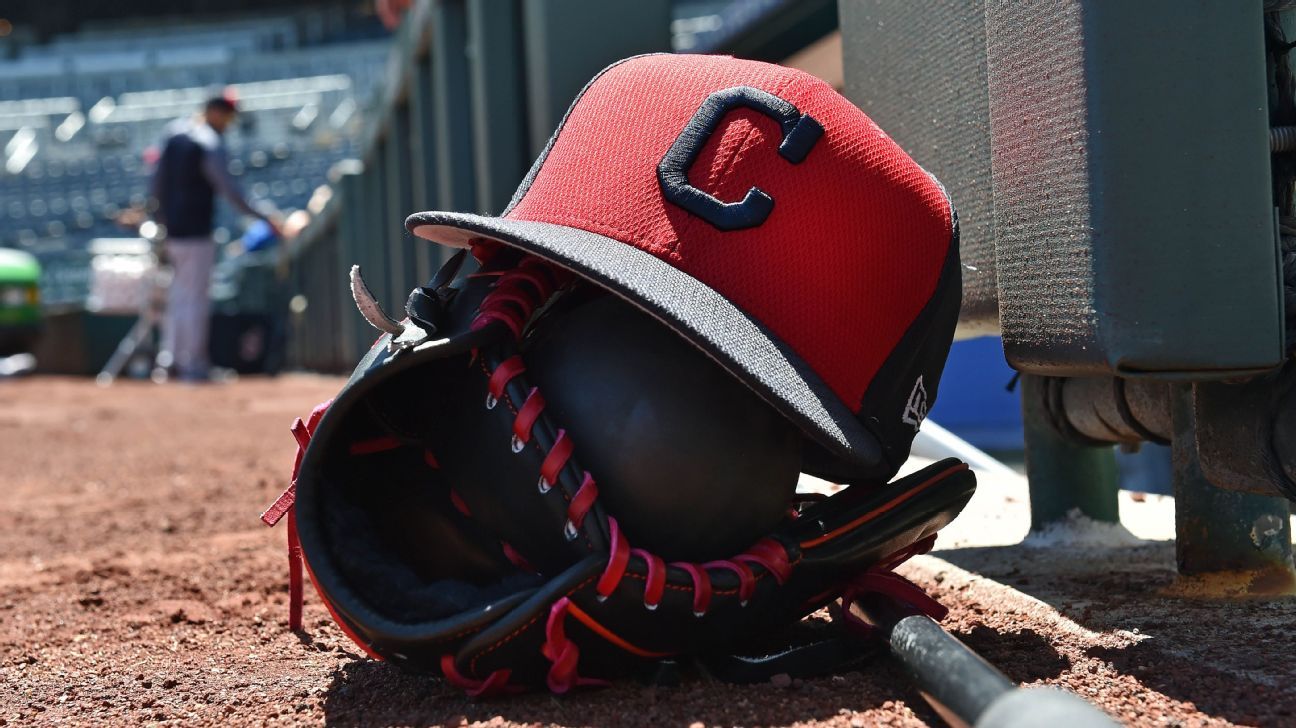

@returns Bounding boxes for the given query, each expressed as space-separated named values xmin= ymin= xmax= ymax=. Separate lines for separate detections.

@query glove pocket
xmin=292 ymin=361 xmax=554 ymax=673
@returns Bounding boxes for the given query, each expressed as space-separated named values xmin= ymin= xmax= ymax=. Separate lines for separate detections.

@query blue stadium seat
xmin=1 ymin=12 xmax=384 ymax=279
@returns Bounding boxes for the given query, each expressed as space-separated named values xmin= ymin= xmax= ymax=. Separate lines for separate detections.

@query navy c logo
xmin=657 ymin=86 xmax=823 ymax=231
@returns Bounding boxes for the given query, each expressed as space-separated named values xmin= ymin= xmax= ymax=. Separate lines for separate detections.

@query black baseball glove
xmin=262 ymin=245 xmax=974 ymax=694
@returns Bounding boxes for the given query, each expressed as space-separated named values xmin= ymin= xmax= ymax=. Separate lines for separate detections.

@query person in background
xmin=148 ymin=94 xmax=282 ymax=382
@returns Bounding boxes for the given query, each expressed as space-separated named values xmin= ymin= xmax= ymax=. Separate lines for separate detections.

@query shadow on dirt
xmin=1085 ymin=641 xmax=1296 ymax=726
xmin=317 ymin=658 xmax=921 ymax=727
xmin=954 ymin=625 xmax=1071 ymax=685
xmin=317 ymin=626 xmax=1069 ymax=726
xmin=936 ymin=540 xmax=1296 ymax=725
xmin=935 ymin=541 xmax=1178 ymax=630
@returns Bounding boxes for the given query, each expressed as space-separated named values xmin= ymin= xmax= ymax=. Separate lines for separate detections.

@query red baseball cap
xmin=407 ymin=54 xmax=961 ymax=482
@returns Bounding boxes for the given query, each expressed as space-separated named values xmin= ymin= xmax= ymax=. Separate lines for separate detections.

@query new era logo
xmin=901 ymin=376 xmax=928 ymax=431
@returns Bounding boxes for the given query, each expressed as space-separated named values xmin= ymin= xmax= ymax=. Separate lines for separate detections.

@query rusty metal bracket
xmin=1193 ymin=363 xmax=1296 ymax=500
xmin=1171 ymin=385 xmax=1296 ymax=594
xmin=1028 ymin=370 xmax=1296 ymax=501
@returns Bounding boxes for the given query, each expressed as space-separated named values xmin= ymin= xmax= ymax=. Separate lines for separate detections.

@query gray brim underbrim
xmin=405 ymin=211 xmax=885 ymax=479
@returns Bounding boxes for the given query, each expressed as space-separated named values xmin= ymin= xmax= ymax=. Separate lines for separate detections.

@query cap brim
xmin=406 ymin=211 xmax=887 ymax=480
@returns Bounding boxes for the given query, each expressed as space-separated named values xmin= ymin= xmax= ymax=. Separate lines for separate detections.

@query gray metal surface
xmin=522 ymin=0 xmax=671 ymax=156
xmin=467 ymin=0 xmax=530 ymax=215
xmin=982 ymin=0 xmax=1092 ymax=366
xmin=334 ymin=167 xmax=366 ymax=364
xmin=843 ymin=1 xmax=1286 ymax=375
xmin=431 ymin=0 xmax=477 ymax=215
xmin=386 ymin=109 xmax=417 ymax=299
xmin=985 ymin=0 xmax=1283 ymax=376
xmin=408 ymin=50 xmax=441 ymax=284
xmin=839 ymin=0 xmax=999 ymax=336
xmin=703 ymin=0 xmax=838 ymax=64
xmin=362 ymin=135 xmax=394 ymax=312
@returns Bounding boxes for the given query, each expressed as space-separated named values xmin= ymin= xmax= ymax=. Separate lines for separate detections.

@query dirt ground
xmin=1 ymin=376 xmax=1292 ymax=726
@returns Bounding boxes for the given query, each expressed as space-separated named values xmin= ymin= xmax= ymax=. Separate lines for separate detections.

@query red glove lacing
xmin=260 ymin=399 xmax=332 ymax=631
xmin=267 ymin=251 xmax=950 ymax=696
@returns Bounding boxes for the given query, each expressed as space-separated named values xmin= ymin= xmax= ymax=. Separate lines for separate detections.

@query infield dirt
xmin=1 ymin=376 xmax=1291 ymax=726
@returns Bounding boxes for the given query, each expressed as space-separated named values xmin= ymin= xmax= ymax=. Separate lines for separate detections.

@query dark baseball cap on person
xmin=406 ymin=53 xmax=962 ymax=483
xmin=206 ymin=91 xmax=238 ymax=114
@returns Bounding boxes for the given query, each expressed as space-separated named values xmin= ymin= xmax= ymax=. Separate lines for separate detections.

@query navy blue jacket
xmin=151 ymin=119 xmax=263 ymax=239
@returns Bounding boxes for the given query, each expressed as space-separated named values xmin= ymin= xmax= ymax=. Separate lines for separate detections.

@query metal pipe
xmin=1034 ymin=371 xmax=1296 ymax=501
xmin=853 ymin=594 xmax=1008 ymax=725
xmin=850 ymin=595 xmax=1116 ymax=728
xmin=1172 ymin=384 xmax=1296 ymax=584
xmin=1273 ymin=125 xmax=1296 ymax=152
xmin=1021 ymin=375 xmax=1121 ymax=528
xmin=1053 ymin=376 xmax=1172 ymax=445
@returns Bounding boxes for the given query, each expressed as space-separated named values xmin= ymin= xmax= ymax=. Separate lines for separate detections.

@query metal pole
xmin=467 ymin=0 xmax=529 ymax=215
xmin=385 ymin=107 xmax=416 ymax=296
xmin=1171 ymin=385 xmax=1296 ymax=591
xmin=431 ymin=0 xmax=477 ymax=214
xmin=335 ymin=166 xmax=372 ymax=363
xmin=851 ymin=595 xmax=1116 ymax=728
xmin=362 ymin=140 xmax=394 ymax=313
xmin=408 ymin=48 xmax=441 ymax=284
xmin=521 ymin=0 xmax=671 ymax=155
xmin=1020 ymin=374 xmax=1120 ymax=529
